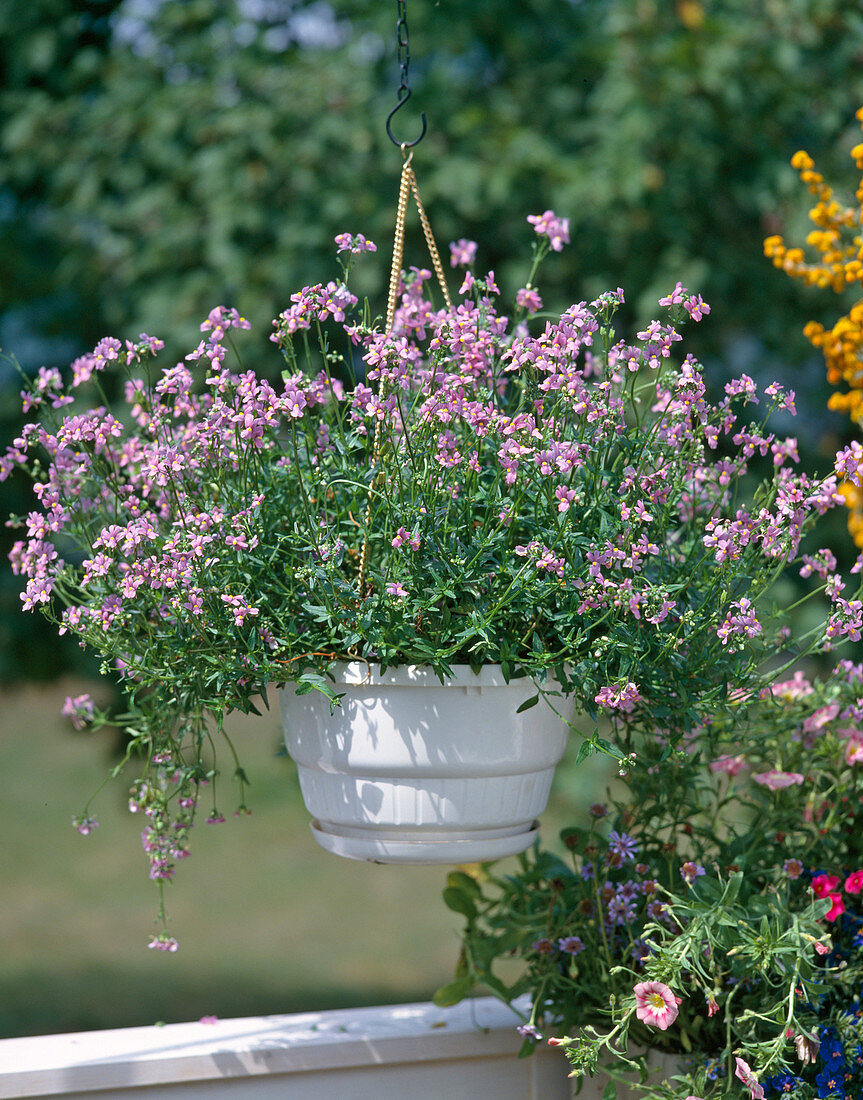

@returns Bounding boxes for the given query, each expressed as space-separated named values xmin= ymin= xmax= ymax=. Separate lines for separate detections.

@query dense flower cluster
xmin=444 ymin=663 xmax=863 ymax=1098
xmin=7 ymin=214 xmax=860 ymax=944
xmin=764 ymin=106 xmax=863 ymax=548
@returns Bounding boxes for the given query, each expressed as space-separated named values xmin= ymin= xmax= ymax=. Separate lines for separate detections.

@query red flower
xmin=812 ymin=873 xmax=841 ymax=898
xmin=845 ymin=869 xmax=863 ymax=894
xmin=824 ymin=893 xmax=846 ymax=922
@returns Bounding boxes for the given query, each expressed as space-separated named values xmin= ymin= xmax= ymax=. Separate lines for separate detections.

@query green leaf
xmin=573 ymin=738 xmax=595 ymax=766
xmin=442 ymin=886 xmax=478 ymax=921
xmin=446 ymin=871 xmax=482 ymax=898
xmin=516 ymin=693 xmax=539 ymax=714
xmin=432 ymin=975 xmax=474 ymax=1007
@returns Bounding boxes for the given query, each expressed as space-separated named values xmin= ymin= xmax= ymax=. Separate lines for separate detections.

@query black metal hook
xmin=386 ymin=88 xmax=427 ymax=148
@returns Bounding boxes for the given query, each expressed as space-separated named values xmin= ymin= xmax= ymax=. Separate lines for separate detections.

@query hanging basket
xmin=280 ymin=663 xmax=573 ymax=864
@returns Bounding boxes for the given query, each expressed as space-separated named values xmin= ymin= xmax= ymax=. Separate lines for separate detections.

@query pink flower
xmin=633 ymin=981 xmax=680 ymax=1030
xmin=734 ymin=1057 xmax=765 ymax=1099
xmin=526 ymin=210 xmax=570 ymax=251
xmin=449 ymin=238 xmax=477 ymax=267
xmin=709 ymin=754 xmax=746 ymax=776
xmin=812 ymin=873 xmax=841 ymax=898
xmin=595 ymin=681 xmax=642 ymax=713
xmin=835 ymin=440 xmax=863 ymax=486
xmin=824 ymin=893 xmax=846 ymax=922
xmin=516 ymin=287 xmax=543 ymax=313
xmin=770 ymin=671 xmax=813 ymax=699
xmin=845 ymin=870 xmax=863 ymax=894
xmin=845 ymin=738 xmax=863 ymax=766
xmin=752 ymin=770 xmax=804 ymax=791
xmin=802 ymin=704 xmax=840 ymax=734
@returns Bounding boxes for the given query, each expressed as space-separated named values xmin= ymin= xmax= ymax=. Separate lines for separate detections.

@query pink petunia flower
xmin=811 ymin=873 xmax=841 ymax=898
xmin=824 ymin=893 xmax=846 ymax=922
xmin=846 ymin=738 xmax=863 ymax=766
xmin=709 ymin=754 xmax=746 ymax=776
xmin=734 ymin=1057 xmax=765 ymax=1099
xmin=633 ymin=981 xmax=680 ymax=1030
xmin=845 ymin=870 xmax=863 ymax=894
xmin=752 ymin=770 xmax=804 ymax=791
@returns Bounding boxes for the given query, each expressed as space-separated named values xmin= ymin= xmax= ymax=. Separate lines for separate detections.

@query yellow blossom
xmin=768 ymin=110 xmax=863 ymax=546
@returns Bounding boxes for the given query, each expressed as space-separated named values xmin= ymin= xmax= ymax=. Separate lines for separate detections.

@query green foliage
xmin=443 ymin=668 xmax=863 ymax=1097
xmin=3 ymin=0 xmax=863 ymax=357
xmin=4 ymin=0 xmax=863 ymax=683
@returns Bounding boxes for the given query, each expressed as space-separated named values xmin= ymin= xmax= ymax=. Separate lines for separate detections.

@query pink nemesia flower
xmin=633 ymin=981 xmax=680 ymax=1030
xmin=846 ymin=870 xmax=863 ymax=894
xmin=526 ymin=210 xmax=570 ymax=252
xmin=824 ymin=893 xmax=846 ymax=922
xmin=449 ymin=238 xmax=477 ymax=267
xmin=752 ymin=771 xmax=804 ymax=791
xmin=734 ymin=1057 xmax=765 ymax=1099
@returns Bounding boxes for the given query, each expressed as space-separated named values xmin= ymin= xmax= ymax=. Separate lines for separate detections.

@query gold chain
xmin=406 ymin=168 xmax=454 ymax=314
xmin=357 ymin=147 xmax=452 ymax=597
xmin=385 ymin=151 xmax=415 ymax=332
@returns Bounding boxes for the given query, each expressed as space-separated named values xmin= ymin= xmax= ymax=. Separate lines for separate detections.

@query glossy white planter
xmin=279 ymin=663 xmax=572 ymax=864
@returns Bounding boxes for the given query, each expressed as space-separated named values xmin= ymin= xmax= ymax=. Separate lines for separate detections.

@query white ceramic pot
xmin=279 ymin=662 xmax=573 ymax=864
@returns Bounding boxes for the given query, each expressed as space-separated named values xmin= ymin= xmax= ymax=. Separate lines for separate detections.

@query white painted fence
xmin=0 ymin=998 xmax=587 ymax=1100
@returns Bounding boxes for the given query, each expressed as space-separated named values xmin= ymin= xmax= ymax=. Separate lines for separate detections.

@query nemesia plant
xmin=442 ymin=662 xmax=863 ymax=1099
xmin=5 ymin=211 xmax=861 ymax=946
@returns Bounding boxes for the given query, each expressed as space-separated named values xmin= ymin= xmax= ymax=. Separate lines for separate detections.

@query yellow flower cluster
xmin=763 ymin=107 xmax=863 ymax=547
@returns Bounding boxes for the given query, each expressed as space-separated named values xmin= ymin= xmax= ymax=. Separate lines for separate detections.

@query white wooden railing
xmin=0 ymin=998 xmax=586 ymax=1100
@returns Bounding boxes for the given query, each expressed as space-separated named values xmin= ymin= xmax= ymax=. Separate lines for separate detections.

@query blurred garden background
xmin=2 ymin=0 xmax=863 ymax=1039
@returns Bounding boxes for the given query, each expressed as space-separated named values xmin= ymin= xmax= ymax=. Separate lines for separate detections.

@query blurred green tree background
xmin=2 ymin=0 xmax=863 ymax=675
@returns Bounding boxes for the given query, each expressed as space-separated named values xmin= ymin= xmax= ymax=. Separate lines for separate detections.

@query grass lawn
xmin=0 ymin=677 xmax=612 ymax=1039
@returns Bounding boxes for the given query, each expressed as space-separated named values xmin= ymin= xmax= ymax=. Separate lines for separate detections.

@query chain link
xmin=395 ymin=0 xmax=410 ymax=103
xmin=357 ymin=0 xmax=449 ymax=596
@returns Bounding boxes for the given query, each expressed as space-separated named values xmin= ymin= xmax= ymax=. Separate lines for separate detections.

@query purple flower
xmin=516 ymin=287 xmax=543 ymax=313
xmin=449 ymin=238 xmax=477 ymax=267
xmin=335 ymin=232 xmax=377 ymax=255
xmin=557 ymin=936 xmax=585 ymax=955
xmin=836 ymin=441 xmax=863 ymax=486
xmin=595 ymin=682 xmax=642 ymax=713
xmin=148 ymin=935 xmax=179 ymax=952
xmin=607 ymin=830 xmax=639 ymax=861
xmin=62 ymin=693 xmax=96 ymax=730
xmin=73 ymin=815 xmax=99 ymax=836
xmin=526 ymin=210 xmax=570 ymax=252
xmin=530 ymin=937 xmax=555 ymax=954
xmin=680 ymin=861 xmax=706 ymax=885
xmin=716 ymin=598 xmax=762 ymax=646
xmin=93 ymin=337 xmax=122 ymax=363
